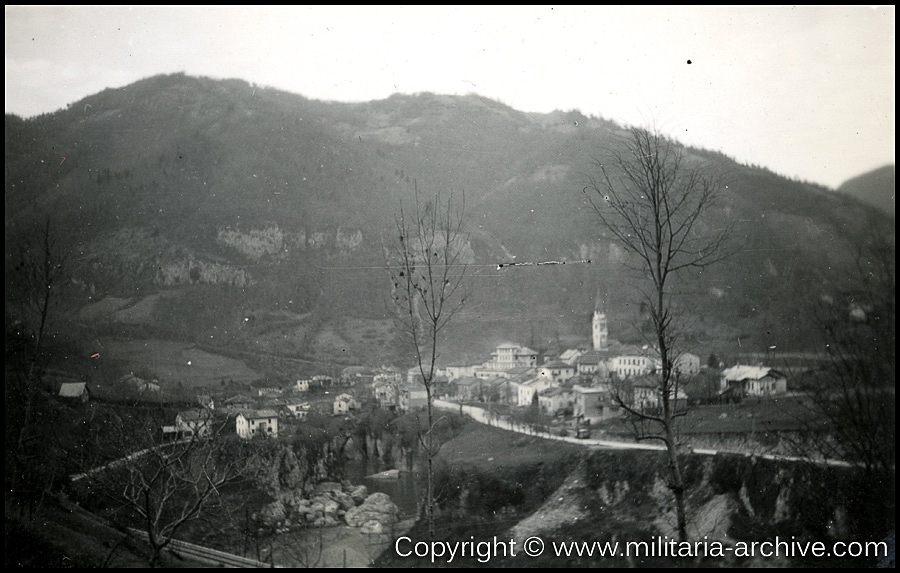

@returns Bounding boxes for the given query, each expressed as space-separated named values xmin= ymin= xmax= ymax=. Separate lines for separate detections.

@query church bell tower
xmin=592 ymin=301 xmax=608 ymax=351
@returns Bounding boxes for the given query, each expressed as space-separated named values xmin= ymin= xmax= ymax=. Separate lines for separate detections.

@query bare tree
xmin=11 ymin=216 xmax=67 ymax=384
xmin=76 ymin=407 xmax=251 ymax=567
xmin=6 ymin=216 xmax=68 ymax=519
xmin=386 ymin=185 xmax=468 ymax=541
xmin=582 ymin=127 xmax=731 ymax=541
xmin=789 ymin=218 xmax=894 ymax=537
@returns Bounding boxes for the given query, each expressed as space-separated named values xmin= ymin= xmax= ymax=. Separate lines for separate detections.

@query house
xmin=559 ymin=348 xmax=584 ymax=365
xmin=474 ymin=368 xmax=508 ymax=380
xmin=333 ymin=393 xmax=360 ymax=415
xmin=538 ymin=360 xmax=577 ymax=384
xmin=340 ymin=366 xmax=373 ymax=386
xmin=442 ymin=364 xmax=479 ymax=381
xmin=572 ymin=384 xmax=619 ymax=423
xmin=610 ymin=346 xmax=661 ymax=379
xmin=506 ymin=366 xmax=536 ymax=378
xmin=431 ymin=375 xmax=450 ymax=398
xmin=538 ymin=387 xmax=573 ymax=416
xmin=257 ymin=386 xmax=283 ymax=398
xmin=406 ymin=367 xmax=423 ymax=384
xmin=484 ymin=343 xmax=538 ymax=371
xmin=373 ymin=370 xmax=402 ymax=384
xmin=402 ymin=368 xmax=448 ymax=395
xmin=117 ymin=372 xmax=160 ymax=394
xmin=631 ymin=378 xmax=689 ymax=412
xmin=720 ymin=365 xmax=787 ymax=397
xmin=296 ymin=376 xmax=334 ymax=392
xmin=399 ymin=386 xmax=428 ymax=412
xmin=674 ymin=352 xmax=702 ymax=376
xmin=514 ymin=377 xmax=555 ymax=407
xmin=58 ymin=382 xmax=90 ymax=403
xmin=312 ymin=375 xmax=335 ymax=388
xmin=285 ymin=401 xmax=311 ymax=418
xmin=265 ymin=399 xmax=291 ymax=418
xmin=574 ymin=351 xmax=611 ymax=377
xmin=484 ymin=377 xmax=512 ymax=404
xmin=175 ymin=408 xmax=213 ymax=437
xmin=236 ymin=409 xmax=279 ymax=439
xmin=224 ymin=394 xmax=255 ymax=411
xmin=196 ymin=394 xmax=214 ymax=410
xmin=453 ymin=376 xmax=483 ymax=402
xmin=374 ymin=378 xmax=399 ymax=408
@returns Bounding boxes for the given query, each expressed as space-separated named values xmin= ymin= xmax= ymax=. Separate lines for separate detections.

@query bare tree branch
xmin=76 ymin=406 xmax=251 ymax=567
xmin=582 ymin=127 xmax=732 ymax=542
xmin=386 ymin=183 xmax=469 ymax=541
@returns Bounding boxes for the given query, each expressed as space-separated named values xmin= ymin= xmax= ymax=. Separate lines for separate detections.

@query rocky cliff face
xmin=217 ymin=225 xmax=365 ymax=261
xmin=508 ymin=450 xmax=891 ymax=566
xmin=428 ymin=448 xmax=892 ymax=567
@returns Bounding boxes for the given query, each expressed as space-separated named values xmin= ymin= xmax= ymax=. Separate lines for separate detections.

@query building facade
xmin=236 ymin=410 xmax=279 ymax=439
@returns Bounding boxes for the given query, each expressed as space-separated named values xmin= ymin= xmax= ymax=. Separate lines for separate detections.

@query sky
xmin=5 ymin=5 xmax=895 ymax=189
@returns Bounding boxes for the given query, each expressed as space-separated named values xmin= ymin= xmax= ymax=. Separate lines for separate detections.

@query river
xmin=343 ymin=458 xmax=422 ymax=519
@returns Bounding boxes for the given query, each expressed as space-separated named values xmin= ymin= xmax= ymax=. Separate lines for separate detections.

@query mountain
xmin=5 ymin=73 xmax=893 ymax=371
xmin=837 ymin=164 xmax=895 ymax=217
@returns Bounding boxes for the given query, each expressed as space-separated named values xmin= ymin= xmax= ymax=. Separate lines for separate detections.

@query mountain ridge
xmin=837 ymin=164 xmax=894 ymax=217
xmin=5 ymin=73 xmax=893 ymax=367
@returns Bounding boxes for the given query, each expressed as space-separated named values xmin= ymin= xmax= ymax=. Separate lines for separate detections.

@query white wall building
xmin=610 ymin=350 xmax=661 ymax=379
xmin=333 ymin=393 xmax=360 ymax=415
xmin=484 ymin=343 xmax=538 ymax=371
xmin=236 ymin=409 xmax=279 ymax=439
xmin=515 ymin=377 xmax=555 ymax=406
xmin=720 ymin=365 xmax=787 ymax=397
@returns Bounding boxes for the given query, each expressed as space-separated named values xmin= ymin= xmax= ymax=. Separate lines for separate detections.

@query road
xmin=434 ymin=399 xmax=854 ymax=468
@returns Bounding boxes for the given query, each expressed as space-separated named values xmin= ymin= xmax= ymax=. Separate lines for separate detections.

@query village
xmin=55 ymin=306 xmax=791 ymax=444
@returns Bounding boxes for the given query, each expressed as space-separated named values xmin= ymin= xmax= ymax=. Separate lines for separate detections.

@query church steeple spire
xmin=592 ymin=293 xmax=608 ymax=351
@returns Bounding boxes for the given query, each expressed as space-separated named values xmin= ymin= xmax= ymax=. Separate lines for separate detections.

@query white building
xmin=374 ymin=378 xmax=399 ymax=408
xmin=631 ymin=379 xmax=689 ymax=411
xmin=537 ymin=361 xmax=577 ymax=384
xmin=720 ymin=365 xmax=787 ymax=397
xmin=559 ymin=348 xmax=585 ymax=365
xmin=333 ymin=393 xmax=360 ymax=415
xmin=286 ymin=402 xmax=310 ymax=418
xmin=484 ymin=343 xmax=538 ymax=371
xmin=175 ymin=408 xmax=212 ymax=437
xmin=442 ymin=364 xmax=478 ymax=381
xmin=572 ymin=384 xmax=619 ymax=423
xmin=236 ymin=410 xmax=279 ymax=439
xmin=514 ymin=377 xmax=555 ymax=407
xmin=399 ymin=387 xmax=428 ymax=412
xmin=538 ymin=387 xmax=573 ymax=416
xmin=574 ymin=351 xmax=610 ymax=377
xmin=610 ymin=347 xmax=661 ymax=379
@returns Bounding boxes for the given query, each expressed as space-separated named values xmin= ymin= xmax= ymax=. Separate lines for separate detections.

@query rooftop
xmin=243 ymin=409 xmax=279 ymax=419
xmin=722 ymin=365 xmax=784 ymax=381
xmin=58 ymin=382 xmax=87 ymax=397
